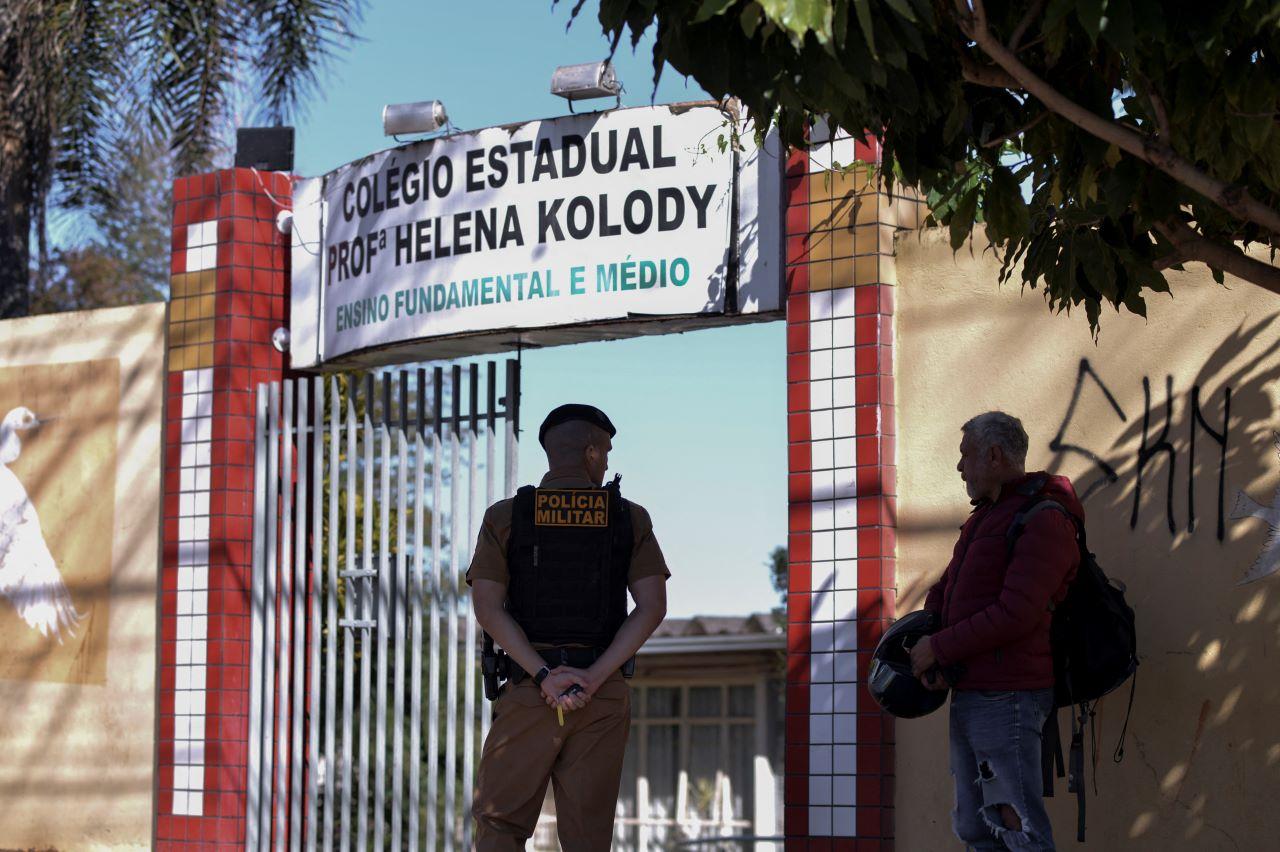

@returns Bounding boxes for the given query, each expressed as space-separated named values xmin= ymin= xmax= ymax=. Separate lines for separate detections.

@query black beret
xmin=538 ymin=403 xmax=616 ymax=448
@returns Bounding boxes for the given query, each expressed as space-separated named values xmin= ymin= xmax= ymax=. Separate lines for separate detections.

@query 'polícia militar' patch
xmin=534 ymin=489 xmax=609 ymax=527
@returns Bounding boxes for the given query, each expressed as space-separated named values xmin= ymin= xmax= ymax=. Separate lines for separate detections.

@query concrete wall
xmin=0 ymin=303 xmax=166 ymax=849
xmin=893 ymin=228 xmax=1280 ymax=850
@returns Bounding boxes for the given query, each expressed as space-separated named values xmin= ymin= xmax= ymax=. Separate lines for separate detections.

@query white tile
xmin=196 ymin=417 xmax=212 ymax=443
xmin=834 ymin=590 xmax=858 ymax=621
xmin=177 ymin=639 xmax=192 ymax=665
xmin=812 ymin=470 xmax=835 ymax=502
xmin=810 ymin=118 xmax=832 ymax=144
xmin=195 ymin=466 xmax=211 ymax=491
xmin=809 ymin=350 xmax=833 ymax=381
xmin=809 ymin=290 xmax=834 ymax=320
xmin=191 ymin=516 xmax=209 ymax=540
xmin=192 ymin=615 xmax=207 ymax=640
xmin=832 ymin=377 xmax=856 ymax=408
xmin=180 ymin=419 xmax=200 ymax=445
xmin=185 ymin=791 xmax=204 ymax=816
xmin=191 ymin=666 xmax=206 ymax=690
xmin=180 ymin=467 xmax=196 ymax=492
xmin=834 ymin=682 xmax=858 ymax=710
xmin=830 ymin=137 xmax=857 ymax=167
xmin=834 ymin=468 xmax=856 ymax=500
xmin=812 ymin=589 xmax=834 ymax=622
xmin=811 ymin=560 xmax=835 ymax=591
xmin=179 ymin=493 xmax=195 ymax=517
xmin=809 ymin=320 xmax=833 ymax=350
xmin=175 ymin=716 xmax=191 ymax=739
xmin=834 ymin=529 xmax=857 ymax=560
xmin=810 ymin=745 xmax=833 ymax=774
xmin=832 ymin=287 xmax=856 ymax=318
xmin=192 ymin=642 xmax=206 ymax=665
xmin=833 ymin=437 xmax=856 ymax=468
xmin=811 ymin=652 xmax=835 ymax=683
xmin=176 ymin=666 xmax=191 ymax=690
xmin=834 ymin=560 xmax=857 ymax=590
xmin=834 ymin=498 xmax=857 ymax=529
xmin=196 ymin=388 xmax=214 ymax=414
xmin=834 ymin=621 xmax=857 ymax=651
xmin=811 ymin=439 xmax=834 ymax=470
xmin=811 ymin=530 xmax=834 ymax=561
xmin=832 ymin=806 xmax=856 ymax=837
xmin=182 ymin=369 xmax=201 ymax=396
xmin=201 ymin=244 xmax=218 ymax=270
xmin=832 ymin=317 xmax=856 ymax=346
xmin=810 ymin=410 xmax=834 ymax=441
xmin=195 ymin=367 xmax=213 ymax=392
xmin=191 ymin=717 xmax=205 ymax=740
xmin=174 ymin=740 xmax=194 ymax=764
xmin=179 ymin=443 xmax=198 ymax=468
xmin=808 ymin=806 xmax=833 ymax=836
xmin=177 ymin=616 xmax=192 ymax=641
xmin=172 ymin=791 xmax=189 ymax=815
xmin=811 ymin=501 xmax=834 ymax=531
xmin=809 ymin=713 xmax=833 ymax=744
xmin=809 ymin=379 xmax=833 ymax=411
xmin=809 ymin=775 xmax=833 ymax=806
xmin=811 ymin=621 xmax=835 ymax=653
xmin=190 ymin=566 xmax=208 ymax=591
xmin=833 ymin=748 xmax=857 ymax=778
xmin=177 ymin=591 xmax=192 ymax=616
xmin=190 ymin=589 xmax=207 ymax=615
xmin=189 ymin=741 xmax=206 ymax=765
xmin=810 ymin=684 xmax=834 ymax=714
xmin=833 ymin=714 xmax=856 ymax=743
xmin=832 ymin=348 xmax=855 ymax=378
xmin=833 ymin=407 xmax=857 ymax=438
xmin=174 ymin=765 xmax=190 ymax=787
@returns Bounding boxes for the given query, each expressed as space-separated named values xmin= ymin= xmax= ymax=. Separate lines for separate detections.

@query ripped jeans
xmin=949 ymin=688 xmax=1056 ymax=851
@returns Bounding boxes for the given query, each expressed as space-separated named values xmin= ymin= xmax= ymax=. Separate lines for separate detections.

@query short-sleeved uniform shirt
xmin=466 ymin=468 xmax=670 ymax=589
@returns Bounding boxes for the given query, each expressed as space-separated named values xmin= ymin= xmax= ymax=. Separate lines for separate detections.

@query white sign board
xmin=290 ymin=104 xmax=781 ymax=367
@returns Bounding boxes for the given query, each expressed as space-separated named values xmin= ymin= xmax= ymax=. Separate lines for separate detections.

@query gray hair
xmin=962 ymin=411 xmax=1028 ymax=467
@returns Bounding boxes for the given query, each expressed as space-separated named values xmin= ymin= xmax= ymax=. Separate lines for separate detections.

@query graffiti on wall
xmin=0 ymin=360 xmax=118 ymax=684
xmin=1229 ymin=433 xmax=1280 ymax=584
xmin=1050 ymin=359 xmax=1232 ymax=538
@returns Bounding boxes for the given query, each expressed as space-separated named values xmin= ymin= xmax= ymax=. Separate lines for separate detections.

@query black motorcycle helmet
xmin=868 ymin=610 xmax=949 ymax=719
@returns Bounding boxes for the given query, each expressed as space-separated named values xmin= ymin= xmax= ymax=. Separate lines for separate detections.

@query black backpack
xmin=1007 ymin=499 xmax=1138 ymax=842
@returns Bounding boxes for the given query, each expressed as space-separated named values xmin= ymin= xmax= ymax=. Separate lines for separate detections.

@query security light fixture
xmin=235 ymin=127 xmax=294 ymax=171
xmin=382 ymin=100 xmax=449 ymax=137
xmin=550 ymin=61 xmax=622 ymax=110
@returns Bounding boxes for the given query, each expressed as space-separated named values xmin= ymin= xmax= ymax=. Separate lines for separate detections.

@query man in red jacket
xmin=909 ymin=411 xmax=1080 ymax=851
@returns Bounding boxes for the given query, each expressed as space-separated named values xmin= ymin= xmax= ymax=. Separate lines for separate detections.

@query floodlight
xmin=550 ymin=61 xmax=622 ymax=105
xmin=382 ymin=100 xmax=448 ymax=136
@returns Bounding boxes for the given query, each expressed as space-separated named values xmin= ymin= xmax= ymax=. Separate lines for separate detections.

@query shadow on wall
xmin=897 ymin=309 xmax=1280 ymax=849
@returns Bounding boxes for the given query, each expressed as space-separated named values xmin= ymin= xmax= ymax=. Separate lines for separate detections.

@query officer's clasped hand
xmin=539 ymin=667 xmax=593 ymax=712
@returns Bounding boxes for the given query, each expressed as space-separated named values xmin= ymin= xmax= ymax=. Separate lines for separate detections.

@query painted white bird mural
xmin=0 ymin=406 xmax=82 ymax=641
xmin=1231 ymin=431 xmax=1280 ymax=585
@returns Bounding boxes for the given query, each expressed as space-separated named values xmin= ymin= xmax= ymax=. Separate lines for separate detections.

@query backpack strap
xmin=1005 ymin=497 xmax=1083 ymax=559
xmin=1040 ymin=709 xmax=1065 ymax=797
xmin=1069 ymin=702 xmax=1088 ymax=842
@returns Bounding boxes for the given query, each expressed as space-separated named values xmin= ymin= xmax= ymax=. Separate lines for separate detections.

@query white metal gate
xmin=247 ymin=361 xmax=520 ymax=851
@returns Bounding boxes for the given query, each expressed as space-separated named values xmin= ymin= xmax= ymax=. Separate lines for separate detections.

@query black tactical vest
xmin=505 ymin=480 xmax=633 ymax=648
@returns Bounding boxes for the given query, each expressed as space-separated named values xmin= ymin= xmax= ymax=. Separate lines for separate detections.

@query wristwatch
xmin=532 ymin=665 xmax=550 ymax=687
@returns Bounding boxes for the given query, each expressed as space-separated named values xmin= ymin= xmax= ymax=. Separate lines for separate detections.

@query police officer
xmin=467 ymin=403 xmax=669 ymax=851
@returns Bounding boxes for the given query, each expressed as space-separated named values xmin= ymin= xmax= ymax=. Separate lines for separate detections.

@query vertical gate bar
xmin=392 ymin=372 xmax=409 ymax=851
xmin=261 ymin=383 xmax=281 ymax=851
xmin=324 ymin=378 xmax=340 ymax=852
xmin=445 ymin=365 xmax=462 ymax=850
xmin=341 ymin=390 xmax=357 ymax=852
xmin=481 ymin=363 xmax=496 ymax=741
xmin=247 ymin=386 xmax=269 ymax=852
xmin=276 ymin=380 xmax=295 ymax=852
xmin=426 ymin=367 xmax=443 ymax=852
xmin=357 ymin=374 xmax=374 ymax=852
xmin=291 ymin=379 xmax=309 ymax=852
xmin=503 ymin=360 xmax=519 ymax=499
xmin=374 ymin=374 xmax=391 ymax=852
xmin=408 ymin=366 xmax=426 ymax=852
xmin=461 ymin=364 xmax=480 ymax=851
xmin=308 ymin=376 xmax=324 ymax=850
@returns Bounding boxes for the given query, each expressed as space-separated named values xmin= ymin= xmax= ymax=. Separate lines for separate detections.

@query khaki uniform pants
xmin=473 ymin=673 xmax=631 ymax=851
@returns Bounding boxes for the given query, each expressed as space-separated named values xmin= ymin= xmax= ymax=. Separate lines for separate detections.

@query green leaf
xmin=852 ymin=0 xmax=877 ymax=58
xmin=758 ymin=0 xmax=835 ymax=44
xmin=1104 ymin=144 xmax=1122 ymax=168
xmin=950 ymin=186 xmax=980 ymax=250
xmin=1076 ymin=0 xmax=1106 ymax=44
xmin=693 ymin=0 xmax=738 ymax=24
xmin=740 ymin=3 xmax=763 ymax=38
xmin=883 ymin=0 xmax=918 ymax=23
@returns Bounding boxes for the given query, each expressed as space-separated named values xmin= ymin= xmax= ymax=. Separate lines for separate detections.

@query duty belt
xmin=507 ymin=646 xmax=604 ymax=684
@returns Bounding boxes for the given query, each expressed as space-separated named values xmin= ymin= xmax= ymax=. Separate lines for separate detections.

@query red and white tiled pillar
xmin=784 ymin=131 xmax=919 ymax=851
xmin=158 ymin=168 xmax=293 ymax=848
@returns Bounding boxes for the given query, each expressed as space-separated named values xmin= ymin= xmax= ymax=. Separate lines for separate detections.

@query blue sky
xmin=291 ymin=1 xmax=787 ymax=618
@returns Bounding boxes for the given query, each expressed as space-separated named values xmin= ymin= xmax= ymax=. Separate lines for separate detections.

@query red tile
xmin=788 ymin=532 xmax=812 ymax=563
xmin=857 ymin=807 xmax=882 ymax=837
xmin=787 ymin=590 xmax=811 ymax=623
xmin=785 ymin=713 xmax=809 ymax=746
xmin=858 ymin=529 xmax=881 ymax=558
xmin=788 ymin=352 xmax=809 ymax=385
xmin=787 ymin=622 xmax=811 ymax=654
xmin=879 ymin=284 xmax=896 ymax=315
xmin=788 ymin=561 xmax=811 ymax=594
xmin=786 ymin=261 xmax=809 ymax=294
xmin=855 ymin=376 xmax=880 ymax=406
xmin=785 ymin=203 xmax=810 ymax=237
xmin=788 ymin=412 xmax=811 ymax=444
xmin=789 ymin=502 xmax=810 ymax=532
xmin=880 ymin=376 xmax=895 ymax=407
xmin=787 ymin=322 xmax=808 ymax=354
xmin=855 ymin=286 xmax=878 ymax=316
xmin=788 ymin=442 xmax=811 ymax=473
xmin=786 ymin=173 xmax=808 ymax=207
xmin=786 ymin=744 xmax=810 ymax=776
xmin=786 ymin=293 xmax=810 ymax=324
xmin=787 ymin=382 xmax=809 ymax=413
xmin=855 ymin=346 xmax=877 ymax=376
xmin=855 ymin=405 xmax=877 ymax=437
xmin=786 ymin=148 xmax=809 ymax=178
xmin=786 ymin=235 xmax=811 ymax=268
xmin=857 ymin=436 xmax=879 ymax=467
xmin=859 ymin=558 xmax=883 ymax=589
xmin=855 ymin=315 xmax=879 ymax=346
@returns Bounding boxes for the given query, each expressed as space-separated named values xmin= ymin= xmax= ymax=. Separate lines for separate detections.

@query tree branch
xmin=1009 ymin=0 xmax=1046 ymax=53
xmin=982 ymin=110 xmax=1049 ymax=147
xmin=954 ymin=0 xmax=1280 ymax=238
xmin=958 ymin=53 xmax=1020 ymax=90
xmin=1154 ymin=219 xmax=1280 ymax=296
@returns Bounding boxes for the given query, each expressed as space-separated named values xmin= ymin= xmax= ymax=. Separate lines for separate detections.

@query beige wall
xmin=0 ymin=303 xmax=165 ymax=849
xmin=893 ymin=228 xmax=1280 ymax=850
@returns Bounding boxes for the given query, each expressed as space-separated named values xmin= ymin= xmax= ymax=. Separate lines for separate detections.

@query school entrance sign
xmin=290 ymin=103 xmax=782 ymax=367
